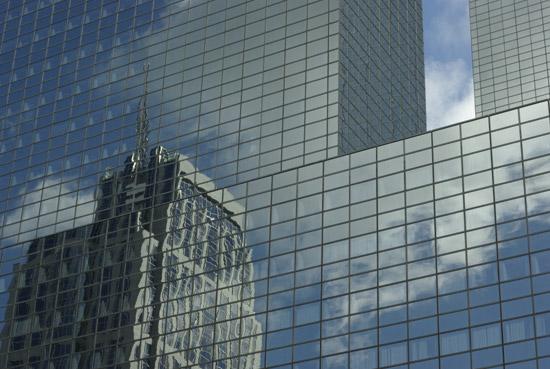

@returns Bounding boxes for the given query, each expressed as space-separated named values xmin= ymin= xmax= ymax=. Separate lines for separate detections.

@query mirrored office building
xmin=470 ymin=0 xmax=550 ymax=116
xmin=4 ymin=99 xmax=550 ymax=368
xmin=2 ymin=0 xmax=550 ymax=369
xmin=0 ymin=0 xmax=425 ymax=191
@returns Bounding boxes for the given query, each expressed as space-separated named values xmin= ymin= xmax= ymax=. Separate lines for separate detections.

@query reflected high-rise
xmin=0 ymin=144 xmax=262 ymax=369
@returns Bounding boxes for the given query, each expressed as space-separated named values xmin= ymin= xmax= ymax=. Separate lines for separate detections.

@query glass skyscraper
xmin=0 ymin=0 xmax=425 ymax=190
xmin=337 ymin=0 xmax=425 ymax=152
xmin=1 ymin=1 xmax=550 ymax=369
xmin=470 ymin=0 xmax=550 ymax=116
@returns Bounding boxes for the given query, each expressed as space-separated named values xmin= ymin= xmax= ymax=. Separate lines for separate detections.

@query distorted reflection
xmin=0 ymin=145 xmax=262 ymax=369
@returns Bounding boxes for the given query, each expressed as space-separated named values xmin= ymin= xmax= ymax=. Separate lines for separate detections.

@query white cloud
xmin=425 ymin=59 xmax=475 ymax=129
xmin=1 ymin=177 xmax=96 ymax=246
xmin=424 ymin=0 xmax=475 ymax=129
xmin=424 ymin=0 xmax=472 ymax=56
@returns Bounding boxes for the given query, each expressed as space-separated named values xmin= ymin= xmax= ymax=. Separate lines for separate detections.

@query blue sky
xmin=423 ymin=0 xmax=475 ymax=129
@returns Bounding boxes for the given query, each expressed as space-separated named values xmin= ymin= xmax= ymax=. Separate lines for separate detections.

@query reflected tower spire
xmin=135 ymin=63 xmax=150 ymax=170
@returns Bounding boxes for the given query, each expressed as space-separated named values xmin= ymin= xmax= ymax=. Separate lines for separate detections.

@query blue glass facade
xmin=3 ymin=98 xmax=550 ymax=368
xmin=3 ymin=1 xmax=550 ymax=369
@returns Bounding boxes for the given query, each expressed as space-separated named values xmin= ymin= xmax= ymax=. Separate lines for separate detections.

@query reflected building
xmin=0 ymin=143 xmax=262 ymax=369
